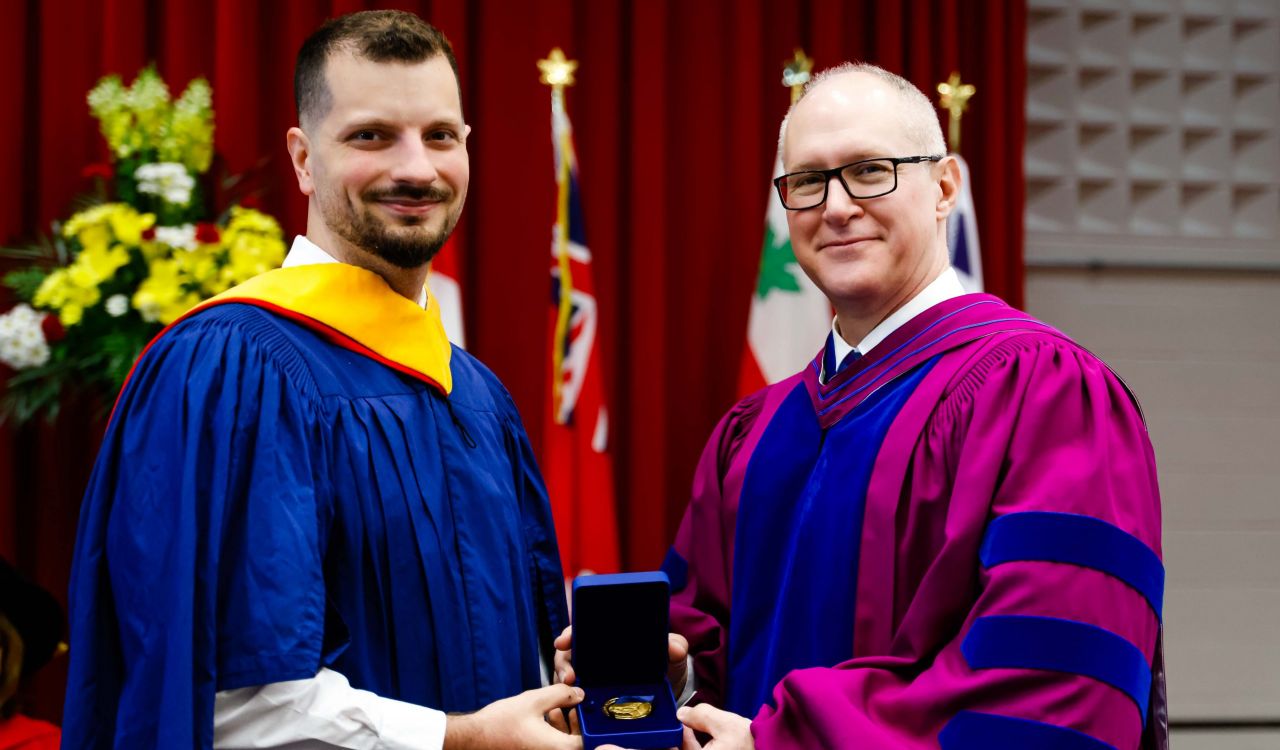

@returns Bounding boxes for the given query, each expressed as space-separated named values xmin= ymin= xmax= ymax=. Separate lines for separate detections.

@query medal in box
xmin=572 ymin=571 xmax=683 ymax=750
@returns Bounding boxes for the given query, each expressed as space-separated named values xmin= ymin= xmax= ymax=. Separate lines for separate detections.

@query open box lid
xmin=572 ymin=571 xmax=671 ymax=688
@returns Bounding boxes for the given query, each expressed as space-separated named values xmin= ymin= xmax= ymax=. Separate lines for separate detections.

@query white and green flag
xmin=738 ymin=152 xmax=832 ymax=394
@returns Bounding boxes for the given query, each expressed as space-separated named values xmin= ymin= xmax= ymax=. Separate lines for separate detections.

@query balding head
xmin=779 ymin=63 xmax=946 ymax=166
xmin=775 ymin=61 xmax=960 ymax=335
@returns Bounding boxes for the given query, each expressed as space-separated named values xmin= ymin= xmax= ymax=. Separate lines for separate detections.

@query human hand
xmin=553 ymin=626 xmax=690 ymax=695
xmin=554 ymin=626 xmax=574 ymax=684
xmin=444 ymin=684 xmax=585 ymax=750
xmin=676 ymin=704 xmax=753 ymax=750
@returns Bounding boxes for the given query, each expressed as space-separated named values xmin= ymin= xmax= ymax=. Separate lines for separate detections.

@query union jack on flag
xmin=545 ymin=84 xmax=619 ymax=575
xmin=549 ymin=173 xmax=597 ymax=428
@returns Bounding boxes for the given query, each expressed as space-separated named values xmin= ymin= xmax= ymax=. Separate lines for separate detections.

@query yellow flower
xmin=63 ymin=204 xmax=117 ymax=238
xmin=225 ymin=206 xmax=283 ymax=237
xmin=75 ymin=243 xmax=130 ymax=285
xmin=34 ymin=267 xmax=100 ymax=328
xmin=133 ymin=259 xmax=184 ymax=323
xmin=159 ymin=292 xmax=202 ymax=325
xmin=60 ymin=303 xmax=85 ymax=327
xmin=220 ymin=207 xmax=286 ymax=287
xmin=107 ymin=209 xmax=155 ymax=246
xmin=89 ymin=68 xmax=215 ymax=175
xmin=64 ymin=204 xmax=155 ymax=249
xmin=33 ymin=270 xmax=69 ymax=309
xmin=164 ymin=79 xmax=214 ymax=172
xmin=88 ymin=76 xmax=131 ymax=157
xmin=175 ymin=245 xmax=219 ymax=288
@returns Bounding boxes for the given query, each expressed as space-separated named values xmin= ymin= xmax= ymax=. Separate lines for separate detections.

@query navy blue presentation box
xmin=573 ymin=571 xmax=683 ymax=750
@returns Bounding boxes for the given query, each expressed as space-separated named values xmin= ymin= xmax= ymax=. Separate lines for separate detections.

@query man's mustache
xmin=364 ymin=184 xmax=453 ymax=202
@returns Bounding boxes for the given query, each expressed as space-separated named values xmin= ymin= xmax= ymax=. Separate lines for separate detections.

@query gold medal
xmin=602 ymin=696 xmax=654 ymax=720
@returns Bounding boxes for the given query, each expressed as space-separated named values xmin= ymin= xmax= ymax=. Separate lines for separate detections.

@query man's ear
xmin=935 ymin=155 xmax=961 ymax=220
xmin=286 ymin=127 xmax=314 ymax=196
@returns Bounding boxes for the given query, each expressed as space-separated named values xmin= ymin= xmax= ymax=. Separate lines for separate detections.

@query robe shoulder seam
xmin=166 ymin=303 xmax=325 ymax=403
xmin=934 ymin=329 xmax=1089 ymax=423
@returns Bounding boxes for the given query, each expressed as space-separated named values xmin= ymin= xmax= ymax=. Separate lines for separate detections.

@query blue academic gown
xmin=62 ymin=278 xmax=568 ymax=749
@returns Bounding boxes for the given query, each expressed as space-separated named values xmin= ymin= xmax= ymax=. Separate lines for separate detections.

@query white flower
xmin=105 ymin=294 xmax=130 ymax=317
xmin=135 ymin=162 xmax=196 ymax=207
xmin=0 ymin=304 xmax=51 ymax=370
xmin=154 ymin=224 xmax=198 ymax=251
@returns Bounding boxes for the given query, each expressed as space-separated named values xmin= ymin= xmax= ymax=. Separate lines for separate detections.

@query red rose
xmin=40 ymin=313 xmax=65 ymax=343
xmin=81 ymin=163 xmax=114 ymax=181
xmin=195 ymin=223 xmax=221 ymax=244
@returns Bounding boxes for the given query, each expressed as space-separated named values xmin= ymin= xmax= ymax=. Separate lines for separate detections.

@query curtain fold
xmin=0 ymin=0 xmax=1024 ymax=723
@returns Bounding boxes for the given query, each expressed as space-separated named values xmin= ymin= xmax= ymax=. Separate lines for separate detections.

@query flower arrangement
xmin=0 ymin=68 xmax=286 ymax=423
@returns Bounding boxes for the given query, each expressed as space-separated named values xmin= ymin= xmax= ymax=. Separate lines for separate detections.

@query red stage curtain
xmin=0 ymin=0 xmax=1024 ymax=723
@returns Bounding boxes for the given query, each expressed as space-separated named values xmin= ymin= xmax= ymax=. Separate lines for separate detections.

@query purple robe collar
xmin=803 ymin=294 xmax=1066 ymax=429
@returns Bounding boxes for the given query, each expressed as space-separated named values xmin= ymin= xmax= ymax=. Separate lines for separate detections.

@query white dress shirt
xmin=826 ymin=267 xmax=967 ymax=378
xmin=282 ymin=235 xmax=430 ymax=308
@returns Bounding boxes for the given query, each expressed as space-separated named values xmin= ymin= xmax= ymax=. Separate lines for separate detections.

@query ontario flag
xmin=737 ymin=149 xmax=831 ymax=396
xmin=427 ymin=233 xmax=466 ymax=346
xmin=545 ymin=91 xmax=620 ymax=576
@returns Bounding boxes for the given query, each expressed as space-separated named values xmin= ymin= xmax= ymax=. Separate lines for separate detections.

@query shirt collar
xmin=829 ymin=267 xmax=967 ymax=367
xmin=285 ymin=235 xmax=429 ymax=309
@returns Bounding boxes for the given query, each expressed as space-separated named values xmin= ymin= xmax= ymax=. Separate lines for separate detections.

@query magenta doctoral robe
xmin=665 ymin=294 xmax=1165 ymax=750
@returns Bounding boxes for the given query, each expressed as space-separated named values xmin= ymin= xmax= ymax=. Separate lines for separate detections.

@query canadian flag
xmin=738 ymin=150 xmax=831 ymax=395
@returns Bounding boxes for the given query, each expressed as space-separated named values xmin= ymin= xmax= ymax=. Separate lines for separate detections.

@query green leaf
xmin=755 ymin=223 xmax=804 ymax=298
xmin=2 ymin=268 xmax=51 ymax=303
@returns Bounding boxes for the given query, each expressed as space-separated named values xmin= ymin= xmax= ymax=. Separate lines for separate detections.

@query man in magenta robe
xmin=667 ymin=64 xmax=1166 ymax=750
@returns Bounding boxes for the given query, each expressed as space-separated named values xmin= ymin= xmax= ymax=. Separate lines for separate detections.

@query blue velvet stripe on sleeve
xmin=961 ymin=615 xmax=1152 ymax=722
xmin=940 ymin=711 xmax=1118 ymax=750
xmin=979 ymin=511 xmax=1164 ymax=620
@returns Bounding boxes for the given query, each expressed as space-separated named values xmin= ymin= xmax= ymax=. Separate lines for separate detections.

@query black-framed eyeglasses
xmin=773 ymin=155 xmax=944 ymax=210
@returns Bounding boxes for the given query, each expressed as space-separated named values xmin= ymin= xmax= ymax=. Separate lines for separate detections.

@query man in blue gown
xmin=62 ymin=11 xmax=584 ymax=750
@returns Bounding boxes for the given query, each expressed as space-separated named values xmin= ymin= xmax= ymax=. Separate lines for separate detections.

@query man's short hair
xmin=294 ymin=10 xmax=461 ymax=129
xmin=779 ymin=62 xmax=947 ymax=160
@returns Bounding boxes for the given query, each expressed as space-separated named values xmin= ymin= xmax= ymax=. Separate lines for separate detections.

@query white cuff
xmin=214 ymin=667 xmax=446 ymax=750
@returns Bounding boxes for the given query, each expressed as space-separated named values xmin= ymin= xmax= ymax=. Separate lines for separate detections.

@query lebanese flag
xmin=737 ymin=150 xmax=831 ymax=396
xmin=545 ymin=90 xmax=620 ymax=576
xmin=427 ymin=234 xmax=466 ymax=347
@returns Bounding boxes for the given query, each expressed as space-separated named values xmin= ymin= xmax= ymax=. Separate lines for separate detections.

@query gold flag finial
xmin=937 ymin=71 xmax=976 ymax=153
xmin=782 ymin=48 xmax=814 ymax=105
xmin=538 ymin=47 xmax=578 ymax=89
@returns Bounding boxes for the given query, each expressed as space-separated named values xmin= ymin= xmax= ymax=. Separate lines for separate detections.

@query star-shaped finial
xmin=538 ymin=47 xmax=578 ymax=89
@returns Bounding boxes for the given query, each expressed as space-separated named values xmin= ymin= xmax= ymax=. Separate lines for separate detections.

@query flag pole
xmin=539 ymin=48 xmax=578 ymax=425
xmin=936 ymin=72 xmax=976 ymax=154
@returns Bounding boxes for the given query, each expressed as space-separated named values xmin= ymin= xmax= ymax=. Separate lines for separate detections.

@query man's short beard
xmin=327 ymin=184 xmax=459 ymax=269
xmin=341 ymin=209 xmax=453 ymax=269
